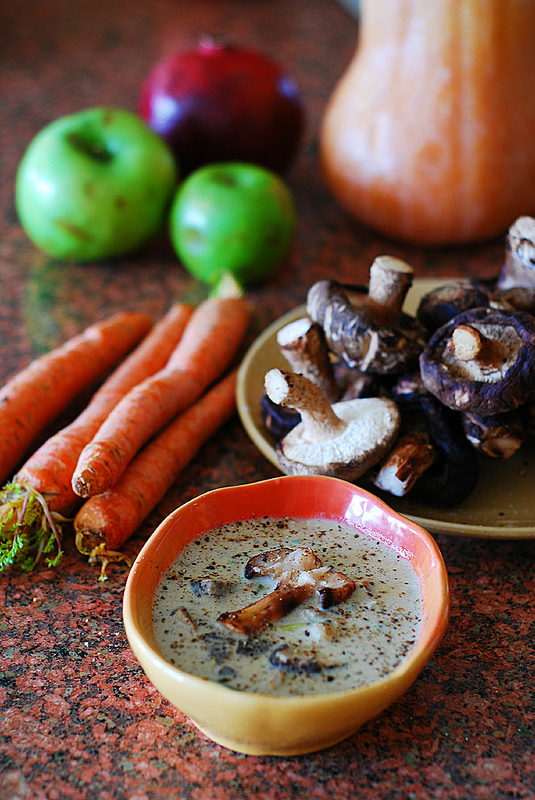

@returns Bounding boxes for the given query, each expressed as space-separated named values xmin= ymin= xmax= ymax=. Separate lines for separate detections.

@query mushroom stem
xmin=449 ymin=324 xmax=507 ymax=370
xmin=264 ymin=368 xmax=346 ymax=442
xmin=217 ymin=579 xmax=318 ymax=636
xmin=365 ymin=255 xmax=414 ymax=327
xmin=373 ymin=431 xmax=436 ymax=497
xmin=497 ymin=216 xmax=535 ymax=291
xmin=276 ymin=318 xmax=339 ymax=401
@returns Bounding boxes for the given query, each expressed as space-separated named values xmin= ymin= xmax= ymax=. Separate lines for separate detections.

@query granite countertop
xmin=1 ymin=1 xmax=534 ymax=798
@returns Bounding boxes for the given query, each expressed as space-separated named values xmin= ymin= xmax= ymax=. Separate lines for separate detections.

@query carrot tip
xmin=72 ymin=476 xmax=92 ymax=499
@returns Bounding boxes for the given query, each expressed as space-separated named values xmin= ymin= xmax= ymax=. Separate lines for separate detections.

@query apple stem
xmin=198 ymin=35 xmax=230 ymax=53
xmin=66 ymin=132 xmax=113 ymax=163
xmin=211 ymin=271 xmax=245 ymax=299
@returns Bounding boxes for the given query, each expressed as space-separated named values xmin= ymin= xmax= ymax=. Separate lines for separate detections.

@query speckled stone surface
xmin=1 ymin=1 xmax=534 ymax=798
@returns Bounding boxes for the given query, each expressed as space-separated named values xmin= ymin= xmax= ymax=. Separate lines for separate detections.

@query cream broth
xmin=152 ymin=516 xmax=422 ymax=696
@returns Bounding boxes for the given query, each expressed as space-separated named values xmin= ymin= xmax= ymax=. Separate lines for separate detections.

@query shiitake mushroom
xmin=306 ymin=257 xmax=427 ymax=375
xmin=411 ymin=394 xmax=480 ymax=508
xmin=419 ymin=306 xmax=535 ymax=416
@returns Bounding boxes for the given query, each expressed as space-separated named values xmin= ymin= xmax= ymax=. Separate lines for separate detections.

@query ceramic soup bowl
xmin=123 ymin=475 xmax=449 ymax=756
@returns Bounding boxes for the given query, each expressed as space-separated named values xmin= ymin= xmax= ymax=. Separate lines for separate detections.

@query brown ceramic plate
xmin=237 ymin=278 xmax=535 ymax=539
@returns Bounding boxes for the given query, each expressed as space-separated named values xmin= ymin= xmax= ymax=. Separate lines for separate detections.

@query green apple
xmin=15 ymin=107 xmax=177 ymax=261
xmin=169 ymin=162 xmax=295 ymax=287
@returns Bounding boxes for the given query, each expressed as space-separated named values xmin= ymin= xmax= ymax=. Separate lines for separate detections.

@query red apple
xmin=138 ymin=38 xmax=305 ymax=175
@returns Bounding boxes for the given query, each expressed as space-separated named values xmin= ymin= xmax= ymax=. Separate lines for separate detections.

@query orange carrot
xmin=14 ymin=302 xmax=193 ymax=517
xmin=72 ymin=296 xmax=250 ymax=499
xmin=0 ymin=311 xmax=152 ymax=486
xmin=74 ymin=369 xmax=238 ymax=559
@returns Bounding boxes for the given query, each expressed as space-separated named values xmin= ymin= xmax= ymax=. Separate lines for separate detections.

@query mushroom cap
xmin=276 ymin=396 xmax=400 ymax=480
xmin=306 ymin=280 xmax=369 ymax=367
xmin=496 ymin=285 xmax=535 ymax=315
xmin=412 ymin=394 xmax=480 ymax=508
xmin=416 ymin=281 xmax=495 ymax=332
xmin=419 ymin=306 xmax=535 ymax=415
xmin=460 ymin=409 xmax=524 ymax=459
xmin=497 ymin=215 xmax=535 ymax=291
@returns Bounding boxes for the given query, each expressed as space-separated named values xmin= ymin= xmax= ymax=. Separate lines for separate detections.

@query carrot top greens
xmin=0 ymin=483 xmax=65 ymax=573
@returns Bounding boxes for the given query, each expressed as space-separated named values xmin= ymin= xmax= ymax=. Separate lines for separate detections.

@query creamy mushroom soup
xmin=152 ymin=516 xmax=422 ymax=696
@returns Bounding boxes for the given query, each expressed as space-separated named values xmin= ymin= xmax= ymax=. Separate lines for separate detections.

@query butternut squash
xmin=320 ymin=0 xmax=535 ymax=245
